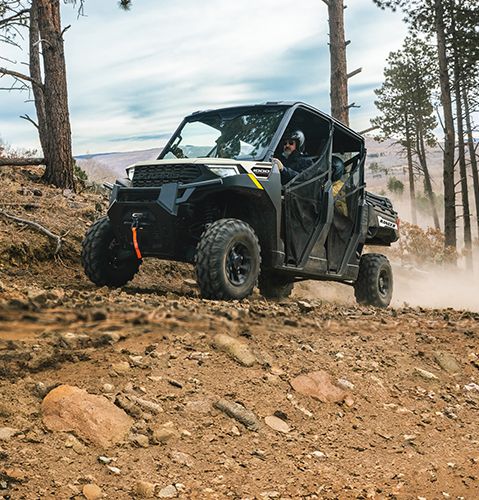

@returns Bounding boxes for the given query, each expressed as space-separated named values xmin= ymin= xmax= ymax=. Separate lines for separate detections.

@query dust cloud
xmin=294 ymin=263 xmax=479 ymax=312
xmin=392 ymin=264 xmax=479 ymax=312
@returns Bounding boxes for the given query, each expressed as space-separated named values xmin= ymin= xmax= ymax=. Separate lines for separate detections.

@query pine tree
xmin=372 ymin=37 xmax=439 ymax=228
xmin=373 ymin=0 xmax=457 ymax=253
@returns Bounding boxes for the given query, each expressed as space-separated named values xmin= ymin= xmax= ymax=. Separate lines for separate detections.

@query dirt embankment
xmin=1 ymin=167 xmax=479 ymax=499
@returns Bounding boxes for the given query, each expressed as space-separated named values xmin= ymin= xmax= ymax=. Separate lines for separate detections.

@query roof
xmin=187 ymin=102 xmax=364 ymax=143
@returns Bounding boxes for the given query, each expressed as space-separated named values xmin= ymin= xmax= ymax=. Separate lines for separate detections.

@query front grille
xmin=132 ymin=164 xmax=201 ymax=187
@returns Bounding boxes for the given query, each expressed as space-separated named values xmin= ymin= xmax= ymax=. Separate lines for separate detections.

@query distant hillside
xmin=76 ymin=148 xmax=162 ymax=182
xmin=76 ymin=138 xmax=443 ymax=191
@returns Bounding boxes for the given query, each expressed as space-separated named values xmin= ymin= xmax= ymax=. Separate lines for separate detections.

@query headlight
xmin=126 ymin=166 xmax=135 ymax=181
xmin=205 ymin=165 xmax=239 ymax=178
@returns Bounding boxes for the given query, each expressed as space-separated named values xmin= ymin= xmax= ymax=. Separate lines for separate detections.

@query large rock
xmin=434 ymin=351 xmax=461 ymax=374
xmin=42 ymin=385 xmax=133 ymax=448
xmin=212 ymin=334 xmax=257 ymax=367
xmin=290 ymin=371 xmax=348 ymax=403
xmin=0 ymin=427 xmax=18 ymax=441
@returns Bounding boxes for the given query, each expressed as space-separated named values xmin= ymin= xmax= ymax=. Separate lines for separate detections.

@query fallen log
xmin=0 ymin=157 xmax=45 ymax=167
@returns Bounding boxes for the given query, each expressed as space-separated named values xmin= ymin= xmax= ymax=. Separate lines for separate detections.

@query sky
xmin=0 ymin=0 xmax=408 ymax=155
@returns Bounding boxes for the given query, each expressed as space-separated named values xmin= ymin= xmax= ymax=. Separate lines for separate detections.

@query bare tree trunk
xmin=463 ymin=88 xmax=479 ymax=240
xmin=29 ymin=0 xmax=49 ymax=162
xmin=453 ymin=76 xmax=472 ymax=268
xmin=417 ymin=128 xmax=441 ymax=230
xmin=404 ymin=114 xmax=417 ymax=225
xmin=325 ymin=0 xmax=349 ymax=126
xmin=37 ymin=0 xmax=75 ymax=190
xmin=435 ymin=0 xmax=456 ymax=254
xmin=450 ymin=3 xmax=472 ymax=268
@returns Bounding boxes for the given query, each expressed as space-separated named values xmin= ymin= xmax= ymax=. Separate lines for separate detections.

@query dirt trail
xmin=1 ymin=168 xmax=479 ymax=499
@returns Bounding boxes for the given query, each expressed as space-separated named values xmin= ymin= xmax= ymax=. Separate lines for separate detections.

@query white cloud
xmin=0 ymin=0 xmax=407 ymax=154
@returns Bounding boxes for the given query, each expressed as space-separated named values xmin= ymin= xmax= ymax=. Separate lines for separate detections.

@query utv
xmin=82 ymin=102 xmax=399 ymax=307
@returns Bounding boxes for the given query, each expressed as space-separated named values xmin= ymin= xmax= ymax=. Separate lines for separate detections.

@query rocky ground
xmin=0 ymin=167 xmax=478 ymax=500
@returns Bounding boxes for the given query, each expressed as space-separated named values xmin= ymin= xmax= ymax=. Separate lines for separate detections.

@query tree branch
xmin=0 ymin=8 xmax=29 ymax=28
xmin=347 ymin=67 xmax=362 ymax=79
xmin=0 ymin=209 xmax=62 ymax=255
xmin=20 ymin=113 xmax=39 ymax=129
xmin=358 ymin=125 xmax=379 ymax=135
xmin=60 ymin=24 xmax=71 ymax=38
xmin=0 ymin=67 xmax=43 ymax=89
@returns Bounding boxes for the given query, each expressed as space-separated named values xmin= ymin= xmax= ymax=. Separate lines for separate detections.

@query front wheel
xmin=81 ymin=217 xmax=140 ymax=287
xmin=195 ymin=218 xmax=261 ymax=300
xmin=354 ymin=253 xmax=393 ymax=308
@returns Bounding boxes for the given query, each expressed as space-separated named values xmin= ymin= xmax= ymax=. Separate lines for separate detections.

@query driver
xmin=274 ymin=130 xmax=312 ymax=184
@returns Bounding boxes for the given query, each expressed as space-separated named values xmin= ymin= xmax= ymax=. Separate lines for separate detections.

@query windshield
xmin=161 ymin=108 xmax=285 ymax=161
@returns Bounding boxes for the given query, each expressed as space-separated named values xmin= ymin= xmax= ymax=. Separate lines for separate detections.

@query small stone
xmin=183 ymin=278 xmax=197 ymax=286
xmin=229 ymin=425 xmax=241 ymax=436
xmin=151 ymin=423 xmax=177 ymax=444
xmin=58 ymin=332 xmax=89 ymax=348
xmin=64 ymin=434 xmax=85 ymax=454
xmin=111 ymin=361 xmax=131 ymax=373
xmin=130 ymin=433 xmax=149 ymax=448
xmin=297 ymin=300 xmax=314 ymax=312
xmin=106 ymin=465 xmax=121 ymax=474
xmin=270 ymin=366 xmax=284 ymax=376
xmin=129 ymin=355 xmax=146 ymax=367
xmin=264 ymin=415 xmax=290 ymax=433
xmin=134 ymin=480 xmax=156 ymax=498
xmin=404 ymin=434 xmax=417 ymax=441
xmin=290 ymin=370 xmax=349 ymax=403
xmin=434 ymin=352 xmax=460 ymax=374
xmin=344 ymin=396 xmax=355 ymax=407
xmin=2 ymin=468 xmax=26 ymax=482
xmin=212 ymin=334 xmax=257 ymax=367
xmin=170 ymin=450 xmax=193 ymax=467
xmin=91 ymin=309 xmax=107 ymax=321
xmin=464 ymin=382 xmax=479 ymax=392
xmin=0 ymin=427 xmax=18 ymax=441
xmin=82 ymin=483 xmax=102 ymax=500
xmin=157 ymin=484 xmax=177 ymax=498
xmin=33 ymin=382 xmax=50 ymax=398
xmin=311 ymin=450 xmax=327 ymax=460
xmin=414 ymin=367 xmax=439 ymax=380
xmin=337 ymin=378 xmax=354 ymax=390
xmin=102 ymin=384 xmax=115 ymax=394
xmin=97 ymin=456 xmax=112 ymax=464
xmin=101 ymin=331 xmax=122 ymax=344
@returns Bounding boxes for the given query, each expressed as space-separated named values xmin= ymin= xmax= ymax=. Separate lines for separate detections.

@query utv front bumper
xmin=106 ymin=172 xmax=275 ymax=262
xmin=107 ymin=177 xmax=223 ymax=260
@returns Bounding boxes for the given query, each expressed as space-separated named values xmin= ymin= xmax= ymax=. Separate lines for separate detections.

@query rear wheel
xmin=195 ymin=218 xmax=261 ymax=300
xmin=354 ymin=253 xmax=393 ymax=308
xmin=258 ymin=272 xmax=294 ymax=299
xmin=82 ymin=217 xmax=140 ymax=287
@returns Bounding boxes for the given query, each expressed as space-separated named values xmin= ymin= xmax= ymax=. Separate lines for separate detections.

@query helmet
xmin=331 ymin=155 xmax=345 ymax=182
xmin=288 ymin=130 xmax=305 ymax=152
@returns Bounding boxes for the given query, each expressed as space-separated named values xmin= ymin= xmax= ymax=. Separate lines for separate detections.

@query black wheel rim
xmin=226 ymin=242 xmax=252 ymax=286
xmin=378 ymin=268 xmax=390 ymax=298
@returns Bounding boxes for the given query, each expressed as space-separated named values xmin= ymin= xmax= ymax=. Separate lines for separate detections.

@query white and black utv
xmin=82 ymin=102 xmax=399 ymax=307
